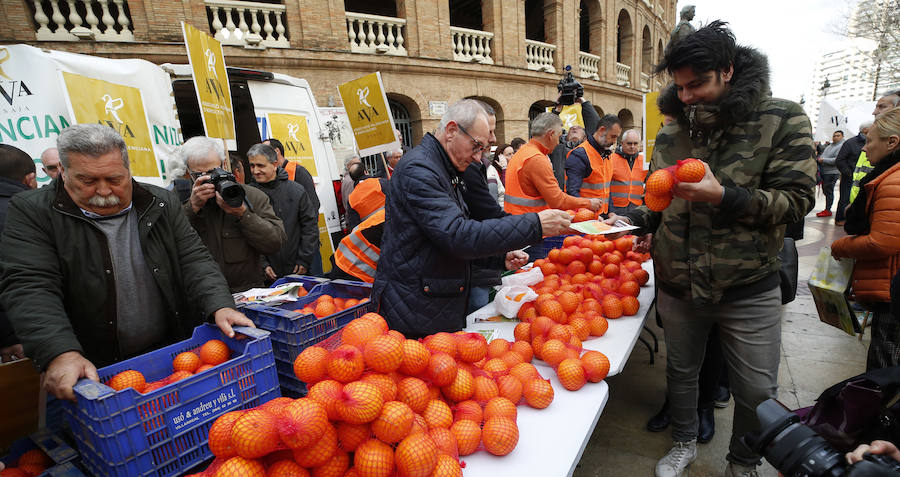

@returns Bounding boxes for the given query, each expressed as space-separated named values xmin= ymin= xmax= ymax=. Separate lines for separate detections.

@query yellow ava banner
xmin=182 ymin=22 xmax=235 ymax=145
xmin=643 ymin=91 xmax=664 ymax=169
xmin=267 ymin=113 xmax=318 ymax=176
xmin=337 ymin=72 xmax=399 ymax=157
xmin=61 ymin=71 xmax=159 ymax=177
xmin=545 ymin=104 xmax=584 ymax=129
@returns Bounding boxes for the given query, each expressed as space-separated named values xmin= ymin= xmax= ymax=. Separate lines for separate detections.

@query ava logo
xmin=354 ymin=86 xmax=381 ymax=122
xmin=287 ymin=123 xmax=300 ymax=142
xmin=97 ymin=93 xmax=134 ymax=138
xmin=205 ymin=49 xmax=218 ymax=79
xmin=202 ymin=48 xmax=227 ymax=103
xmin=102 ymin=94 xmax=124 ymax=123
xmin=357 ymin=86 xmax=372 ymax=108
xmin=0 ymin=48 xmax=35 ymax=107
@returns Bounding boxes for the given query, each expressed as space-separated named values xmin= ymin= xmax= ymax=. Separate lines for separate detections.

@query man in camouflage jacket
xmin=609 ymin=22 xmax=816 ymax=477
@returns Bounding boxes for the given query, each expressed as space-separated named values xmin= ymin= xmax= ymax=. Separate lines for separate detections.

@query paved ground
xmin=574 ymin=193 xmax=870 ymax=477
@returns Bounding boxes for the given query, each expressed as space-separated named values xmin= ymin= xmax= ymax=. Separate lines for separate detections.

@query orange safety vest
xmin=334 ymin=209 xmax=385 ymax=283
xmin=283 ymin=160 xmax=299 ymax=181
xmin=609 ymin=152 xmax=647 ymax=207
xmin=567 ymin=141 xmax=613 ymax=214
xmin=349 ymin=178 xmax=387 ymax=221
xmin=504 ymin=140 xmax=552 ymax=215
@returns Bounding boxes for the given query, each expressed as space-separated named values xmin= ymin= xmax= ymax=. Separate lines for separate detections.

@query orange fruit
xmin=107 ymin=370 xmax=146 ymax=393
xmin=482 ymin=417 xmax=519 ymax=456
xmin=426 ymin=353 xmax=459 ymax=387
xmin=431 ymin=454 xmax=463 ymax=477
xmin=573 ymin=208 xmax=596 ymax=222
xmin=537 ymin=299 xmax=566 ymax=323
xmin=166 ymin=370 xmax=192 ymax=384
xmin=618 ymin=280 xmax=640 ymax=297
xmin=292 ymin=423 xmax=337 ymax=468
xmin=557 ymin=358 xmax=587 ymax=391
xmin=267 ymin=459 xmax=310 ymax=477
xmin=399 ymin=339 xmax=431 ymax=376
xmin=196 ymin=364 xmax=214 ymax=373
xmin=569 ymin=317 xmax=591 ymax=341
xmin=645 ymin=192 xmax=672 ymax=212
xmin=396 ymin=377 xmax=430 ymax=414
xmin=142 ymin=380 xmax=165 ymax=394
xmin=675 ymin=158 xmax=705 ymax=182
xmin=429 ymin=427 xmax=459 ymax=457
xmin=500 ymin=350 xmax=525 ymax=369
xmin=531 ymin=335 xmax=547 ymax=360
xmin=531 ymin=316 xmax=554 ymax=338
xmin=422 ymin=399 xmax=453 ymax=429
xmin=486 ymin=338 xmax=510 ymax=359
xmin=314 ymin=300 xmax=337 ymax=318
xmin=423 ymin=333 xmax=457 ymax=357
xmin=523 ymin=378 xmax=554 ymax=409
xmin=540 ymin=339 xmax=568 ymax=367
xmin=354 ymin=439 xmax=395 ymax=477
xmin=395 ymin=432 xmax=438 ymax=477
xmin=450 ymin=419 xmax=482 ymax=456
xmin=231 ymin=409 xmax=281 ymax=459
xmin=482 ymin=358 xmax=509 ymax=377
xmin=441 ymin=367 xmax=474 ymax=403
xmin=510 ymin=340 xmax=533 ymax=363
xmin=336 ymin=421 xmax=370 ymax=452
xmin=341 ymin=318 xmax=383 ymax=351
xmin=547 ymin=323 xmax=573 ymax=342
xmin=260 ymin=397 xmax=293 ymax=418
xmin=496 ymin=375 xmax=524 ymax=403
xmin=278 ymin=398 xmax=329 ymax=449
xmin=517 ymin=303 xmax=537 ymax=322
xmin=455 ymin=333 xmax=487 ymax=363
xmin=581 ymin=350 xmax=610 ymax=382
xmin=360 ymin=373 xmax=398 ymax=402
xmin=645 ymin=169 xmax=675 ymax=195
xmin=207 ymin=410 xmax=245 ymax=458
xmin=199 ymin=339 xmax=230 ymax=366
xmin=173 ymin=352 xmax=201 ymax=373
xmin=509 ymin=362 xmax=540 ymax=384
xmin=557 ymin=291 xmax=580 ymax=314
xmin=483 ymin=397 xmax=517 ymax=421
xmin=633 ymin=268 xmax=650 ymax=285
xmin=326 ymin=345 xmax=365 ymax=383
xmin=16 ymin=449 xmax=52 ymax=469
xmin=311 ymin=451 xmax=349 ymax=477
xmin=307 ymin=380 xmax=344 ymax=421
xmin=212 ymin=456 xmax=266 ymax=477
xmin=371 ymin=401 xmax=415 ymax=443
xmin=513 ymin=322 xmax=531 ymax=342
xmin=410 ymin=412 xmax=429 ymax=436
xmin=293 ymin=345 xmax=329 ymax=385
xmin=588 ymin=315 xmax=609 ymax=337
xmin=602 ymin=296 xmax=624 ymax=319
xmin=364 ymin=335 xmax=403 ymax=373
xmin=472 ymin=375 xmax=499 ymax=403
xmin=621 ymin=295 xmax=640 ymax=316
xmin=452 ymin=400 xmax=483 ymax=424
xmin=337 ymin=381 xmax=384 ymax=424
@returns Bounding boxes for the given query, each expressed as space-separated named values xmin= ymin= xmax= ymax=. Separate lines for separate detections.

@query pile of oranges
xmin=293 ymin=295 xmax=371 ymax=319
xmin=192 ymin=312 xmax=602 ymax=477
xmin=565 ymin=208 xmax=600 ymax=223
xmin=644 ymin=158 xmax=706 ymax=211
xmin=104 ymin=339 xmax=231 ymax=394
xmin=1 ymin=448 xmax=55 ymax=477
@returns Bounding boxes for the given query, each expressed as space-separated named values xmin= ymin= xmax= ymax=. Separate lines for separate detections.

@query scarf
xmin=844 ymin=149 xmax=900 ymax=236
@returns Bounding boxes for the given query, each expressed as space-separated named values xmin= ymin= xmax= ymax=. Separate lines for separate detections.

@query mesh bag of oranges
xmin=644 ymin=158 xmax=707 ymax=211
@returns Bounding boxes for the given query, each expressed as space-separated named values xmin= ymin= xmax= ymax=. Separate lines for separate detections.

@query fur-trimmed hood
xmin=657 ymin=45 xmax=772 ymax=130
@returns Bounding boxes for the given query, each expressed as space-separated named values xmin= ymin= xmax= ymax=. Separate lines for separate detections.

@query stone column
xmin=542 ymin=0 xmax=577 ymax=73
xmin=482 ymin=0 xmax=526 ymax=68
xmin=293 ymin=0 xmax=348 ymax=50
xmin=398 ymin=0 xmax=453 ymax=60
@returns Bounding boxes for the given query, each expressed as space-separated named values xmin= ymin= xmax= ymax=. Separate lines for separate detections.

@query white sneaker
xmin=724 ymin=462 xmax=759 ymax=477
xmin=655 ymin=439 xmax=698 ymax=477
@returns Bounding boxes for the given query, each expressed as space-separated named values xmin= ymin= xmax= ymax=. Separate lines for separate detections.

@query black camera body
xmin=557 ymin=65 xmax=584 ymax=106
xmin=747 ymin=399 xmax=900 ymax=477
xmin=205 ymin=167 xmax=245 ymax=208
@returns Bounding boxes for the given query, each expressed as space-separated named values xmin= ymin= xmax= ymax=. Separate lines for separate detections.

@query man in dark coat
xmin=247 ymin=143 xmax=320 ymax=280
xmin=373 ymin=99 xmax=572 ymax=337
xmin=0 ymin=124 xmax=252 ymax=401
xmin=0 ymin=144 xmax=36 ymax=363
xmin=834 ymin=121 xmax=870 ymax=226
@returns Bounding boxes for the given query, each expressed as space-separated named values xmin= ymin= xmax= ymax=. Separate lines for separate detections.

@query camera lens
xmin=217 ymin=180 xmax=245 ymax=208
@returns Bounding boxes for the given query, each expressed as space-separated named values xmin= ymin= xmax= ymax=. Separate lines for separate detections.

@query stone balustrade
xmin=578 ymin=51 xmax=600 ymax=80
xmin=616 ymin=62 xmax=631 ymax=87
xmin=450 ymin=26 xmax=494 ymax=64
xmin=32 ymin=0 xmax=133 ymax=41
xmin=525 ymin=39 xmax=556 ymax=73
xmin=346 ymin=12 xmax=407 ymax=56
xmin=206 ymin=0 xmax=288 ymax=48
xmin=640 ymin=72 xmax=650 ymax=91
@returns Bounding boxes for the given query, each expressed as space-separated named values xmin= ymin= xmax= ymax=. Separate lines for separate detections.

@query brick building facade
xmin=1 ymin=0 xmax=675 ymax=146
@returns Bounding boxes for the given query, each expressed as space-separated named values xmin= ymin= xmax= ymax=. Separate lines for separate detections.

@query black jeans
xmin=822 ymin=173 xmax=839 ymax=211
xmin=835 ymin=174 xmax=852 ymax=221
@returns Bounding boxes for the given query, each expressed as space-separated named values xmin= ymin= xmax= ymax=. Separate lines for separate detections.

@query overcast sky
xmin=674 ymin=0 xmax=855 ymax=102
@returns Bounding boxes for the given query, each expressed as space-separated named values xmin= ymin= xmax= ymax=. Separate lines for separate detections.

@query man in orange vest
xmin=564 ymin=114 xmax=623 ymax=215
xmin=504 ymin=112 xmax=603 ymax=215
xmin=609 ymin=129 xmax=647 ymax=215
xmin=333 ymin=178 xmax=389 ymax=282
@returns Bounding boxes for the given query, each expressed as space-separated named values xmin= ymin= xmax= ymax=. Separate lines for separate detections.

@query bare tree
xmin=844 ymin=0 xmax=900 ymax=99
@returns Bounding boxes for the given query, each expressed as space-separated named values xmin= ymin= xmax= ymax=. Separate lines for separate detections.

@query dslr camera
xmin=205 ymin=167 xmax=245 ymax=208
xmin=557 ymin=65 xmax=584 ymax=106
xmin=746 ymin=399 xmax=900 ymax=477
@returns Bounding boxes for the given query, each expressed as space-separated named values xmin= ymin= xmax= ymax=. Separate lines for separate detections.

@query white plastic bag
xmin=499 ymin=266 xmax=544 ymax=288
xmin=494 ymin=285 xmax=539 ymax=318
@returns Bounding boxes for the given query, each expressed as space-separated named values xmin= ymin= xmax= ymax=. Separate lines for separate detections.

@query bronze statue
xmin=669 ymin=5 xmax=696 ymax=46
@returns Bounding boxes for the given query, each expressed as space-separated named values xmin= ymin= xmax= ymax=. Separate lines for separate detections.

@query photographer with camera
xmin=549 ymin=66 xmax=603 ymax=190
xmin=180 ymin=137 xmax=286 ymax=293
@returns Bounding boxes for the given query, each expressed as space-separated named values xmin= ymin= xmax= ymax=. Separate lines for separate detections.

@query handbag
xmin=778 ymin=238 xmax=799 ymax=304
xmin=808 ymin=247 xmax=860 ymax=335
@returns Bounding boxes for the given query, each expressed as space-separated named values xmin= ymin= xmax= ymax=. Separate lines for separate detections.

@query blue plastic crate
xmin=239 ymin=281 xmax=373 ymax=395
xmin=61 ymin=324 xmax=280 ymax=477
xmin=1 ymin=429 xmax=84 ymax=477
xmin=270 ymin=274 xmax=329 ymax=290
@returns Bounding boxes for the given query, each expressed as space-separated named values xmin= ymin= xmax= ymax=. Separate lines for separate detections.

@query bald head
xmin=621 ymin=129 xmax=642 ymax=155
xmin=41 ymin=147 xmax=60 ymax=179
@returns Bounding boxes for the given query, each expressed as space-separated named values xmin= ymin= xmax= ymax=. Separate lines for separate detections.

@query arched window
xmin=389 ymin=99 xmax=412 ymax=148
xmin=616 ymin=10 xmax=633 ymax=65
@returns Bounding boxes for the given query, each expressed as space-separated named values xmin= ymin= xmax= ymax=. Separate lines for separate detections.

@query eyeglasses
xmin=457 ymin=124 xmax=487 ymax=154
xmin=188 ymin=169 xmax=206 ymax=180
